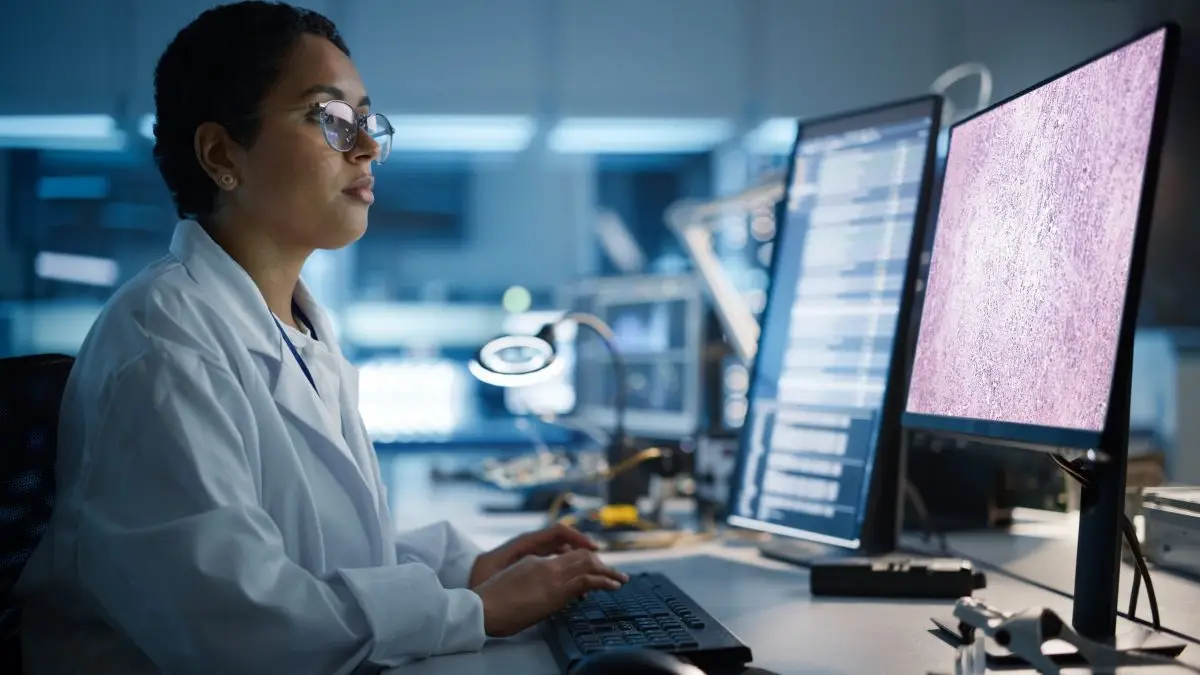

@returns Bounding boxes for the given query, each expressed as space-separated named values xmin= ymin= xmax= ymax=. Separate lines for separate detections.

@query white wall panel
xmin=127 ymin=0 xmax=335 ymax=115
xmin=339 ymin=0 xmax=544 ymax=114
xmin=956 ymin=0 xmax=1147 ymax=102
xmin=557 ymin=0 xmax=750 ymax=117
xmin=0 ymin=0 xmax=120 ymax=113
xmin=761 ymin=0 xmax=955 ymax=119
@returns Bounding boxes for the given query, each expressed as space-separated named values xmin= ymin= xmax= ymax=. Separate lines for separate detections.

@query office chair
xmin=0 ymin=354 xmax=73 ymax=673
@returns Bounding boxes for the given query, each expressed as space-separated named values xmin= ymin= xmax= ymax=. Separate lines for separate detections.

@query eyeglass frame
xmin=216 ymin=99 xmax=395 ymax=163
xmin=311 ymin=99 xmax=394 ymax=161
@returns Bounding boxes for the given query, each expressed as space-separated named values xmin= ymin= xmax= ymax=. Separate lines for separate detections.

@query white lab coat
xmin=16 ymin=220 xmax=487 ymax=674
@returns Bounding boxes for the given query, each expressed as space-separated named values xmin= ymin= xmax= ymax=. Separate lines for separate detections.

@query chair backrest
xmin=0 ymin=354 xmax=73 ymax=669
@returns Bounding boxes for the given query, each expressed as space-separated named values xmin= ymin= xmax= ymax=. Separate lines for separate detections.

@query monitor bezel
xmin=901 ymin=23 xmax=1180 ymax=453
xmin=568 ymin=273 xmax=706 ymax=440
xmin=726 ymin=94 xmax=944 ymax=552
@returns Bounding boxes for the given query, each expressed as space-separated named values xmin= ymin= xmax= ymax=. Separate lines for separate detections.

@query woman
xmin=15 ymin=3 xmax=626 ymax=674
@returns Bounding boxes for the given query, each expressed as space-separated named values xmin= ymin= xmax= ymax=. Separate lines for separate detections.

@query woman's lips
xmin=343 ymin=175 xmax=375 ymax=205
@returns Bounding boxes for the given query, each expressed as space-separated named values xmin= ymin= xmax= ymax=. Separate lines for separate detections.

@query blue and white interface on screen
xmin=578 ymin=299 xmax=689 ymax=414
xmin=728 ymin=101 xmax=933 ymax=547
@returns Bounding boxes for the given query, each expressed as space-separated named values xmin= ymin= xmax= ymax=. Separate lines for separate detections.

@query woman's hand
xmin=469 ymin=522 xmax=597 ymax=588
xmin=473 ymin=549 xmax=628 ymax=637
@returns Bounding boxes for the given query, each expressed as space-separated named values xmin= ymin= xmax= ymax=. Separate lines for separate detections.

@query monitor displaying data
xmin=905 ymin=28 xmax=1170 ymax=443
xmin=728 ymin=97 xmax=940 ymax=547
xmin=572 ymin=275 xmax=705 ymax=439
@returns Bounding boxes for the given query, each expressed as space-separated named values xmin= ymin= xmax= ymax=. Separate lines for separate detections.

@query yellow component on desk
xmin=597 ymin=504 xmax=640 ymax=527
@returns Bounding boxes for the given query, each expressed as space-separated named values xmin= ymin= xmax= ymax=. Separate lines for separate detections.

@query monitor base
xmin=930 ymin=613 xmax=1187 ymax=668
xmin=756 ymin=535 xmax=858 ymax=568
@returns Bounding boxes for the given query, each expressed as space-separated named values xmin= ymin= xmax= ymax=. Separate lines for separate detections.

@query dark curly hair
xmin=152 ymin=1 xmax=350 ymax=221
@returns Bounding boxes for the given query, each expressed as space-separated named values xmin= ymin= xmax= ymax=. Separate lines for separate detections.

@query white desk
xmin=378 ymin=457 xmax=1200 ymax=674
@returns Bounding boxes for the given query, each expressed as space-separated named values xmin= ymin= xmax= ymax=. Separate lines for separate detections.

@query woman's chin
xmin=315 ymin=218 xmax=369 ymax=250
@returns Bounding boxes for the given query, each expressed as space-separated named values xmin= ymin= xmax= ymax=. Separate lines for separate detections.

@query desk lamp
xmin=470 ymin=312 xmax=680 ymax=544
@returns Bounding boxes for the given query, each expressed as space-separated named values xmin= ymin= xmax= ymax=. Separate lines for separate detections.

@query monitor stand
xmin=757 ymin=535 xmax=861 ymax=567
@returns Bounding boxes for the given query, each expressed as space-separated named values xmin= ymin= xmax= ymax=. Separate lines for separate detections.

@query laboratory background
xmin=7 ymin=1 xmax=1200 ymax=673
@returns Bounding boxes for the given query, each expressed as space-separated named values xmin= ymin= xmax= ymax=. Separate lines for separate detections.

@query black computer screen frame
xmin=901 ymin=23 xmax=1179 ymax=641
xmin=901 ymin=23 xmax=1180 ymax=455
xmin=725 ymin=94 xmax=944 ymax=553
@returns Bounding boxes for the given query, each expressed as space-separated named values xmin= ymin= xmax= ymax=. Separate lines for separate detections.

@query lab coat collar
xmin=169 ymin=220 xmax=345 ymax=359
xmin=169 ymin=219 xmax=286 ymax=361
xmin=169 ymin=220 xmax=382 ymax=533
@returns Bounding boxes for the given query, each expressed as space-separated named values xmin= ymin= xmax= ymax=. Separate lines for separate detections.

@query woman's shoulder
xmin=78 ymin=256 xmax=242 ymax=375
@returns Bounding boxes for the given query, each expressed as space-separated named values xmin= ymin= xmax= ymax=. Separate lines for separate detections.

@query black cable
xmin=904 ymin=478 xmax=948 ymax=553
xmin=1049 ymin=454 xmax=1160 ymax=630
xmin=1121 ymin=508 xmax=1161 ymax=629
xmin=1130 ymin=545 xmax=1142 ymax=620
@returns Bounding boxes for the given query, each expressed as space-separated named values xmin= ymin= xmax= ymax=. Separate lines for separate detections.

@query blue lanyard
xmin=272 ymin=301 xmax=319 ymax=395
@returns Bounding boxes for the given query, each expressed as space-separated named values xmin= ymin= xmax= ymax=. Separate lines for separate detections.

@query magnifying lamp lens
xmin=493 ymin=345 xmax=541 ymax=368
xmin=477 ymin=335 xmax=554 ymax=375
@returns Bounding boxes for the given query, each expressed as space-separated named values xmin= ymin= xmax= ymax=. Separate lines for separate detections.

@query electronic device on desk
xmin=722 ymin=94 xmax=981 ymax=600
xmin=693 ymin=435 xmax=738 ymax=525
xmin=905 ymin=23 xmax=1184 ymax=663
xmin=1143 ymin=486 xmax=1200 ymax=580
xmin=541 ymin=571 xmax=753 ymax=675
xmin=693 ymin=316 xmax=748 ymax=524
xmin=564 ymin=275 xmax=707 ymax=547
xmin=472 ymin=277 xmax=705 ymax=546
xmin=572 ymin=275 xmax=705 ymax=444
xmin=476 ymin=449 xmax=606 ymax=513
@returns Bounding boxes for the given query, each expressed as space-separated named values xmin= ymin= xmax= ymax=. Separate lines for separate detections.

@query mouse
xmin=567 ymin=648 xmax=705 ymax=675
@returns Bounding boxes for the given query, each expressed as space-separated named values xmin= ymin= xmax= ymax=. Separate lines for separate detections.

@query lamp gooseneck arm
xmin=562 ymin=312 xmax=626 ymax=443
xmin=561 ymin=312 xmax=644 ymax=507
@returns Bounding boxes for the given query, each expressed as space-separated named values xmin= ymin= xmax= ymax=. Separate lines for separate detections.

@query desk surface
xmin=379 ymin=456 xmax=1200 ymax=674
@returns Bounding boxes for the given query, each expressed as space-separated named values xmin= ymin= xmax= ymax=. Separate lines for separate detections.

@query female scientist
xmin=15 ymin=2 xmax=627 ymax=673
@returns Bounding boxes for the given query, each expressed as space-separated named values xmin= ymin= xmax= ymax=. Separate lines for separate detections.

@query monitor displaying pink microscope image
xmin=905 ymin=27 xmax=1169 ymax=439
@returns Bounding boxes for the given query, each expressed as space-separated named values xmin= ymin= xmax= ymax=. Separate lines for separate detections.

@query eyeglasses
xmin=317 ymin=100 xmax=393 ymax=164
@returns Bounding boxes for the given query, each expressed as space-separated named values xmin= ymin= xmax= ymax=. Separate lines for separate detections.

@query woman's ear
xmin=194 ymin=122 xmax=244 ymax=191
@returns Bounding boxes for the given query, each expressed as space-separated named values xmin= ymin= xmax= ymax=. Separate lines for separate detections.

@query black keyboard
xmin=540 ymin=572 xmax=753 ymax=673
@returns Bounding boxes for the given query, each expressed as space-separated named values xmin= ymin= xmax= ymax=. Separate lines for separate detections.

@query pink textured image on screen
xmin=906 ymin=29 xmax=1166 ymax=432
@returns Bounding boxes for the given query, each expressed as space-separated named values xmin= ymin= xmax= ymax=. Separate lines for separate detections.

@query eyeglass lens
xmin=320 ymin=100 xmax=393 ymax=164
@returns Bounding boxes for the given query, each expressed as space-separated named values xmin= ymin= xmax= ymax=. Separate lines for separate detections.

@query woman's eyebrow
xmin=297 ymin=84 xmax=370 ymax=107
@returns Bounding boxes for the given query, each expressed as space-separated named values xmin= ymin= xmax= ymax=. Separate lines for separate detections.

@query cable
xmin=537 ymin=413 xmax=611 ymax=449
xmin=1121 ymin=513 xmax=1160 ymax=628
xmin=1049 ymin=454 xmax=1161 ymax=630
xmin=905 ymin=479 xmax=949 ymax=553
xmin=548 ymin=447 xmax=665 ymax=521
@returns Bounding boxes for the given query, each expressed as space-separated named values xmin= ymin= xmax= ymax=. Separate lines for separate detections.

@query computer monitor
xmin=726 ymin=95 xmax=943 ymax=555
xmin=571 ymin=275 xmax=705 ymax=441
xmin=903 ymin=25 xmax=1178 ymax=641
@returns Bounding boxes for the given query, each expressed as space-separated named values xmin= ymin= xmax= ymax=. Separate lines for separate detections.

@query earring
xmin=220 ymin=174 xmax=236 ymax=189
